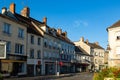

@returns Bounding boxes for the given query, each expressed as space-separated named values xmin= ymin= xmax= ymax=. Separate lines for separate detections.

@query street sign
xmin=0 ymin=42 xmax=6 ymax=59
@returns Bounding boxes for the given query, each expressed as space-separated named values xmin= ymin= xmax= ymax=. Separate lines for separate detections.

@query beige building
xmin=104 ymin=50 xmax=109 ymax=68
xmin=74 ymin=37 xmax=105 ymax=71
xmin=14 ymin=6 xmax=44 ymax=76
xmin=75 ymin=46 xmax=90 ymax=72
xmin=0 ymin=3 xmax=27 ymax=76
xmin=107 ymin=20 xmax=120 ymax=67
xmin=0 ymin=3 xmax=75 ymax=76
xmin=41 ymin=19 xmax=75 ymax=75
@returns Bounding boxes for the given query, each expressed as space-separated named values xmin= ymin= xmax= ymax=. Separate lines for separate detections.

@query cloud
xmin=73 ymin=20 xmax=88 ymax=27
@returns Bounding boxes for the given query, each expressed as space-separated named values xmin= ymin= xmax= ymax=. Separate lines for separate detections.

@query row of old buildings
xmin=0 ymin=3 xmax=106 ymax=77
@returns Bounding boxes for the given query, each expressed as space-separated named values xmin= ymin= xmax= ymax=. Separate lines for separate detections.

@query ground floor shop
xmin=0 ymin=54 xmax=27 ymax=77
xmin=1 ymin=60 xmax=26 ymax=77
xmin=45 ymin=62 xmax=56 ymax=75
xmin=60 ymin=62 xmax=75 ymax=74
xmin=75 ymin=63 xmax=89 ymax=72
xmin=27 ymin=59 xmax=42 ymax=76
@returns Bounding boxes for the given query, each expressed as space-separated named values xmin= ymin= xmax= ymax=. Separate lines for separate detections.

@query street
xmin=4 ymin=72 xmax=94 ymax=80
xmin=54 ymin=72 xmax=93 ymax=80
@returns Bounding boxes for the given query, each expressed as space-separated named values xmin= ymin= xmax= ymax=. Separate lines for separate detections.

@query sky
xmin=0 ymin=0 xmax=120 ymax=49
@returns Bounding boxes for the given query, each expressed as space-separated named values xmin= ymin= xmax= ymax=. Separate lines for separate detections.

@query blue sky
xmin=0 ymin=0 xmax=120 ymax=49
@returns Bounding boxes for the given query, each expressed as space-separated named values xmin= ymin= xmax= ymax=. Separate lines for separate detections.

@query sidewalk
xmin=4 ymin=72 xmax=85 ymax=80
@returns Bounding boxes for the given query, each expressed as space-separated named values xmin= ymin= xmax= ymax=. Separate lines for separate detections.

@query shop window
xmin=18 ymin=63 xmax=24 ymax=73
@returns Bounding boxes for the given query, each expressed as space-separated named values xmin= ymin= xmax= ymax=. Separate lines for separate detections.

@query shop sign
xmin=0 ymin=42 xmax=6 ymax=59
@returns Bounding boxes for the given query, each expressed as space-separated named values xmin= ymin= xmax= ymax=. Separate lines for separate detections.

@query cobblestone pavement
xmin=4 ymin=72 xmax=94 ymax=80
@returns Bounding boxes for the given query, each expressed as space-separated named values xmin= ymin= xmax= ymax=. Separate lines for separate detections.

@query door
xmin=11 ymin=62 xmax=19 ymax=76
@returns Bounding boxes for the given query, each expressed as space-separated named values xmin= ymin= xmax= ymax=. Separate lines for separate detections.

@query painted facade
xmin=107 ymin=20 xmax=120 ymax=67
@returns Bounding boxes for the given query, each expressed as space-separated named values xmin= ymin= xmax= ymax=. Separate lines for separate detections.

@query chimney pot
xmin=9 ymin=3 xmax=15 ymax=14
xmin=57 ymin=29 xmax=62 ymax=35
xmin=95 ymin=42 xmax=99 ymax=45
xmin=85 ymin=39 xmax=89 ymax=44
xmin=80 ymin=37 xmax=84 ymax=42
xmin=62 ymin=31 xmax=67 ymax=37
xmin=21 ymin=7 xmax=30 ymax=18
xmin=43 ymin=17 xmax=47 ymax=24
xmin=2 ymin=7 xmax=7 ymax=14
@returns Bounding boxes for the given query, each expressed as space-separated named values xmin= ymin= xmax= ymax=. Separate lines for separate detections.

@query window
xmin=38 ymin=38 xmax=41 ymax=45
xmin=3 ymin=23 xmax=11 ymax=34
xmin=44 ymin=39 xmax=47 ymax=48
xmin=6 ymin=41 xmax=11 ymax=53
xmin=31 ymin=35 xmax=34 ymax=44
xmin=18 ymin=28 xmax=24 ymax=38
xmin=95 ymin=52 xmax=98 ymax=56
xmin=95 ymin=59 xmax=97 ymax=64
xmin=116 ymin=31 xmax=120 ymax=40
xmin=15 ymin=44 xmax=24 ymax=54
xmin=37 ymin=50 xmax=41 ymax=59
xmin=117 ymin=36 xmax=120 ymax=40
xmin=30 ymin=49 xmax=34 ymax=58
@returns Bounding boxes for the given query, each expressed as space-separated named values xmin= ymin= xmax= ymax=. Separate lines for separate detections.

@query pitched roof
xmin=75 ymin=46 xmax=90 ymax=56
xmin=14 ymin=13 xmax=44 ymax=37
xmin=107 ymin=20 xmax=120 ymax=30
xmin=87 ymin=43 xmax=104 ymax=49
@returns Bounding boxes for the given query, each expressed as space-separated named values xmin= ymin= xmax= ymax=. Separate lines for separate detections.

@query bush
xmin=93 ymin=67 xmax=120 ymax=80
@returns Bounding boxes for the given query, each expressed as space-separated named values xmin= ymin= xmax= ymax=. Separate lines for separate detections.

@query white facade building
xmin=107 ymin=20 xmax=120 ymax=67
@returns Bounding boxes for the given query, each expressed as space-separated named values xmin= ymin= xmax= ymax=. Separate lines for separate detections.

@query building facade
xmin=74 ymin=37 xmax=105 ymax=71
xmin=107 ymin=20 xmax=120 ymax=67
xmin=74 ymin=46 xmax=90 ymax=72
xmin=0 ymin=3 xmax=27 ymax=76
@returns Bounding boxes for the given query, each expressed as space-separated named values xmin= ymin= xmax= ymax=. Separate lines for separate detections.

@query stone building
xmin=74 ymin=37 xmax=105 ymax=71
xmin=107 ymin=20 xmax=120 ymax=67
xmin=0 ymin=3 xmax=27 ymax=76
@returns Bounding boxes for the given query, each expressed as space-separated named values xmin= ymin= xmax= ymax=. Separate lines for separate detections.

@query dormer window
xmin=117 ymin=36 xmax=120 ymax=40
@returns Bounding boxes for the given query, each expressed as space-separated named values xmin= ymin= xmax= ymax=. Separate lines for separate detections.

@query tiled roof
xmin=75 ymin=46 xmax=90 ymax=56
xmin=107 ymin=20 xmax=120 ymax=30
xmin=1 ymin=10 xmax=74 ymax=45
xmin=14 ymin=13 xmax=43 ymax=36
xmin=86 ymin=42 xmax=104 ymax=49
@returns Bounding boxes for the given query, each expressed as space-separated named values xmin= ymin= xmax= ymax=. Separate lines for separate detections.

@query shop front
xmin=1 ymin=54 xmax=27 ymax=77
xmin=60 ymin=62 xmax=71 ymax=74
xmin=45 ymin=62 xmax=55 ymax=75
xmin=27 ymin=60 xmax=41 ymax=76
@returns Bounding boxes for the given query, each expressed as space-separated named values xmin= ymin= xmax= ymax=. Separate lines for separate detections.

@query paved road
xmin=55 ymin=72 xmax=93 ymax=80
xmin=4 ymin=72 xmax=94 ymax=80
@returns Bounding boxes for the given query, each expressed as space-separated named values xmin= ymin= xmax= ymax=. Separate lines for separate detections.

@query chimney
xmin=80 ymin=37 xmax=84 ymax=42
xmin=43 ymin=17 xmax=47 ymax=24
xmin=57 ymin=29 xmax=62 ymax=35
xmin=106 ymin=44 xmax=111 ymax=51
xmin=9 ymin=3 xmax=15 ymax=14
xmin=21 ymin=7 xmax=30 ymax=18
xmin=95 ymin=42 xmax=99 ymax=45
xmin=62 ymin=31 xmax=67 ymax=37
xmin=2 ymin=7 xmax=7 ymax=14
xmin=85 ymin=39 xmax=89 ymax=44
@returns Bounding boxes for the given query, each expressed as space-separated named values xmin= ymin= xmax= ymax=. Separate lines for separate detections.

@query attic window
xmin=117 ymin=36 xmax=120 ymax=40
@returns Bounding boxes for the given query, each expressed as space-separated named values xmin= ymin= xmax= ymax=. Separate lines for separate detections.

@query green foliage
xmin=93 ymin=67 xmax=120 ymax=80
xmin=0 ymin=73 xmax=3 ymax=80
